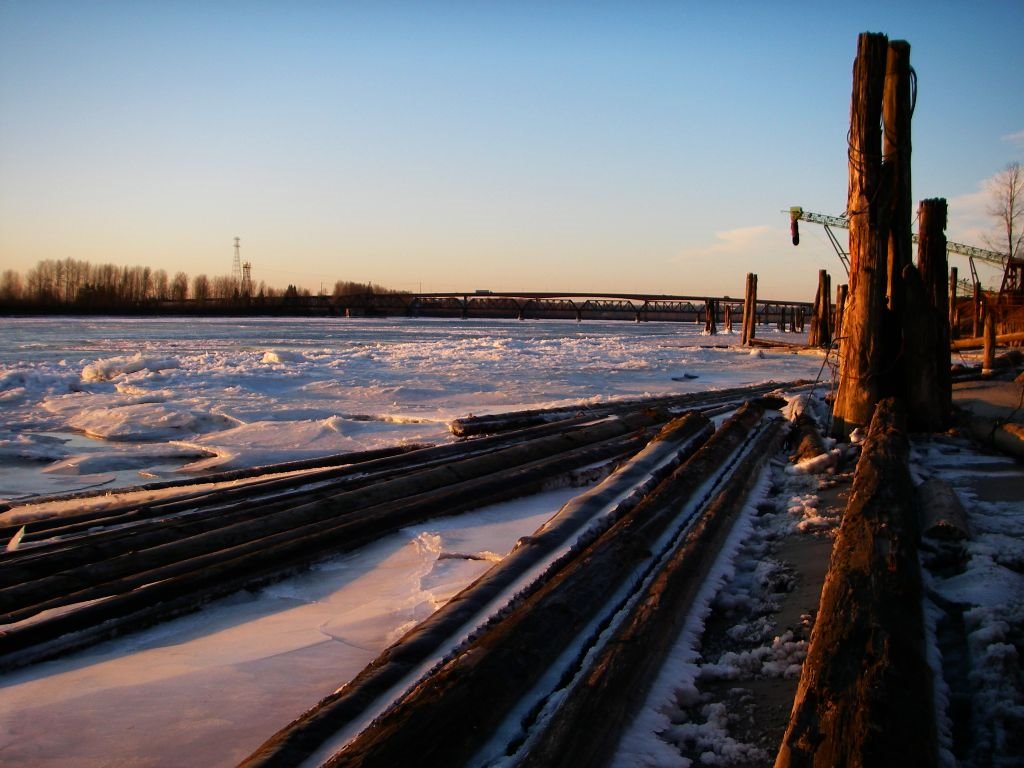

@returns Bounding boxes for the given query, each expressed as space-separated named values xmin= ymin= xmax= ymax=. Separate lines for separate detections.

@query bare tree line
xmin=0 ymin=259 xmax=402 ymax=309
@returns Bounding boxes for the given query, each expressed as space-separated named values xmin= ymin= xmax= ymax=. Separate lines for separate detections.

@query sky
xmin=1 ymin=1 xmax=1022 ymax=300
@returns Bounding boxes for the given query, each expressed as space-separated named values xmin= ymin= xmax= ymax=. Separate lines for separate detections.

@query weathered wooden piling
xmin=949 ymin=266 xmax=959 ymax=339
xmin=775 ymin=399 xmax=937 ymax=767
xmin=884 ymin=40 xmax=914 ymax=313
xmin=741 ymin=273 xmax=758 ymax=345
xmin=704 ymin=298 xmax=717 ymax=335
xmin=911 ymin=197 xmax=951 ymax=429
xmin=973 ymin=282 xmax=983 ymax=337
xmin=834 ymin=283 xmax=848 ymax=347
xmin=983 ymin=308 xmax=997 ymax=373
xmin=831 ymin=33 xmax=890 ymax=436
xmin=808 ymin=270 xmax=832 ymax=348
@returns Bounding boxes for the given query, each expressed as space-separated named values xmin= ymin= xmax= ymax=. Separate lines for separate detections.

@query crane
xmin=786 ymin=206 xmax=1009 ymax=296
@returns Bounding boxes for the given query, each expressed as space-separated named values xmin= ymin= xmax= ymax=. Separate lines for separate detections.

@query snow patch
xmin=82 ymin=353 xmax=180 ymax=382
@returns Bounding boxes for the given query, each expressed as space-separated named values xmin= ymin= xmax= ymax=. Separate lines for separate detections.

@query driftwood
xmin=788 ymin=413 xmax=828 ymax=464
xmin=775 ymin=398 xmax=937 ymax=767
xmin=241 ymin=413 xmax=716 ymax=768
xmin=324 ymin=404 xmax=771 ymax=767
xmin=917 ymin=477 xmax=970 ymax=541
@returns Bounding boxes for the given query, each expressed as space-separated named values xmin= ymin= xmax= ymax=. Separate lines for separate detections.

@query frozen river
xmin=0 ymin=316 xmax=823 ymax=502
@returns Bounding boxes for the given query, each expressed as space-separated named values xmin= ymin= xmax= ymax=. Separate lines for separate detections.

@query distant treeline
xmin=0 ymin=259 xmax=405 ymax=313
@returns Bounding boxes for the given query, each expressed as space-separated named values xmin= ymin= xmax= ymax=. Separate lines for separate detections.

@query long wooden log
xmin=0 ymin=444 xmax=423 ymax=529
xmin=0 ymin=421 xmax=663 ymax=669
xmin=241 ymin=413 xmax=715 ymax=768
xmin=323 ymin=404 xmax=770 ymax=767
xmin=448 ymin=379 xmax=803 ymax=437
xmin=518 ymin=419 xmax=786 ymax=768
xmin=2 ymin=407 xmax=617 ymax=541
xmin=775 ymin=398 xmax=937 ymax=767
xmin=950 ymin=330 xmax=1024 ymax=351
xmin=0 ymin=411 xmax=664 ymax=623
xmin=0 ymin=413 xmax=625 ymax=582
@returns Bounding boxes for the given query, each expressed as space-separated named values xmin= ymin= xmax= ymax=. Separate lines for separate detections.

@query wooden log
xmin=241 ymin=413 xmax=715 ymax=768
xmin=0 ymin=412 xmax=665 ymax=623
xmin=775 ymin=398 xmax=937 ymax=767
xmin=0 ymin=427 xmax=659 ymax=669
xmin=788 ymin=413 xmax=828 ymax=464
xmin=323 ymin=405 xmax=771 ymax=768
xmin=448 ymin=379 xmax=802 ymax=438
xmin=951 ymin=330 xmax=1024 ymax=351
xmin=519 ymin=419 xmax=787 ymax=768
xmin=917 ymin=477 xmax=970 ymax=540
xmin=831 ymin=32 xmax=890 ymax=437
xmin=0 ymin=413 xmax=631 ymax=584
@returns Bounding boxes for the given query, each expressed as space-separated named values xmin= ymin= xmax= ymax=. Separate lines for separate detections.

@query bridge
xmin=330 ymin=290 xmax=814 ymax=326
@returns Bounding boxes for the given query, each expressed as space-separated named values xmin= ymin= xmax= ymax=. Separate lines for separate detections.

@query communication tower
xmin=241 ymin=261 xmax=253 ymax=297
xmin=232 ymin=237 xmax=242 ymax=284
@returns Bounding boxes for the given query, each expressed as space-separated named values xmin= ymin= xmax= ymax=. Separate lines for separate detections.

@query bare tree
xmin=987 ymin=161 xmax=1024 ymax=259
xmin=192 ymin=274 xmax=210 ymax=303
xmin=171 ymin=272 xmax=190 ymax=302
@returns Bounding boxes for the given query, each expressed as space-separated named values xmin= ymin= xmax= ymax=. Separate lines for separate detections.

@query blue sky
xmin=1 ymin=1 xmax=1021 ymax=300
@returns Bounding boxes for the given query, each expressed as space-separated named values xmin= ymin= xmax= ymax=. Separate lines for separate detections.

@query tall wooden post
xmin=832 ymin=33 xmax=890 ymax=437
xmin=704 ymin=298 xmax=717 ymax=335
xmin=835 ymin=283 xmax=849 ymax=347
xmin=983 ymin=309 xmax=996 ymax=373
xmin=884 ymin=41 xmax=913 ymax=313
xmin=908 ymin=198 xmax=951 ymax=429
xmin=817 ymin=270 xmax=832 ymax=348
xmin=741 ymin=273 xmax=758 ymax=346
xmin=808 ymin=283 xmax=822 ymax=347
xmin=973 ymin=282 xmax=982 ymax=338
xmin=724 ymin=304 xmax=733 ymax=334
xmin=949 ymin=266 xmax=959 ymax=339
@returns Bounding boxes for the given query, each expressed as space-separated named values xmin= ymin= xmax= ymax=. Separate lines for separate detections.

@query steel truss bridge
xmin=329 ymin=291 xmax=813 ymax=325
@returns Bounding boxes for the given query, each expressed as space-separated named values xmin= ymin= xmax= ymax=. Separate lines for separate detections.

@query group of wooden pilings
xmin=732 ymin=270 xmax=833 ymax=347
xmin=829 ymin=32 xmax=953 ymax=436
